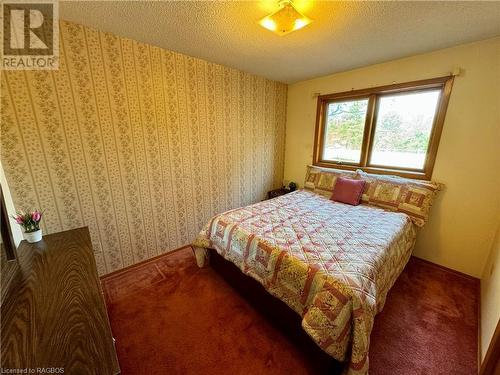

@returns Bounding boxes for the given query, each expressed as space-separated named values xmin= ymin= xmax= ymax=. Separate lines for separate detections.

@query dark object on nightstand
xmin=267 ymin=187 xmax=291 ymax=199
xmin=288 ymin=182 xmax=297 ymax=191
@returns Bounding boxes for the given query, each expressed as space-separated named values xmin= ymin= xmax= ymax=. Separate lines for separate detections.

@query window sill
xmin=313 ymin=161 xmax=431 ymax=180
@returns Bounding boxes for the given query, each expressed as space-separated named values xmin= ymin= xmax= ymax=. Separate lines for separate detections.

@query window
xmin=323 ymin=99 xmax=368 ymax=164
xmin=313 ymin=76 xmax=454 ymax=179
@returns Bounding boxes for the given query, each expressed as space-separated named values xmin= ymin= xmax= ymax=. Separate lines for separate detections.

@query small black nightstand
xmin=267 ymin=188 xmax=292 ymax=200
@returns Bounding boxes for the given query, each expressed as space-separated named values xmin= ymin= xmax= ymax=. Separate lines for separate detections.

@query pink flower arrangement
xmin=12 ymin=209 xmax=44 ymax=233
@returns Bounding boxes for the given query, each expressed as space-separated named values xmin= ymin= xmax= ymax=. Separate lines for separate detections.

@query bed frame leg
xmin=193 ymin=246 xmax=210 ymax=268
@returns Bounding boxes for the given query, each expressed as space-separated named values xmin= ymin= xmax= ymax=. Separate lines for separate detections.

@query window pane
xmin=369 ymin=90 xmax=440 ymax=170
xmin=323 ymin=99 xmax=368 ymax=164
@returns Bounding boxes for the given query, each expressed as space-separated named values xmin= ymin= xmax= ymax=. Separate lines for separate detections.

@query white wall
xmin=1 ymin=162 xmax=23 ymax=247
xmin=284 ymin=37 xmax=500 ymax=277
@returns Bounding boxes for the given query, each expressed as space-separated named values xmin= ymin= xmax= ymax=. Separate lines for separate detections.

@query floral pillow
xmin=304 ymin=165 xmax=356 ymax=197
xmin=356 ymin=170 xmax=442 ymax=227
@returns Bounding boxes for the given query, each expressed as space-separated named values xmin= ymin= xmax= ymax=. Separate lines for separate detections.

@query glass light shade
xmin=258 ymin=2 xmax=312 ymax=36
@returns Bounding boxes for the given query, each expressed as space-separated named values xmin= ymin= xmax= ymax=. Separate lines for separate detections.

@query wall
xmin=481 ymin=224 xmax=500 ymax=360
xmin=0 ymin=163 xmax=24 ymax=247
xmin=1 ymin=20 xmax=287 ymax=275
xmin=284 ymin=37 xmax=500 ymax=277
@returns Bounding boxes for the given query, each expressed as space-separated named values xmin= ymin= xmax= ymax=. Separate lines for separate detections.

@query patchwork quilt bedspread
xmin=192 ymin=190 xmax=416 ymax=374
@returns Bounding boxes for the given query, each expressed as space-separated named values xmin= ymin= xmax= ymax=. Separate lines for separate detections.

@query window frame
xmin=313 ymin=76 xmax=454 ymax=180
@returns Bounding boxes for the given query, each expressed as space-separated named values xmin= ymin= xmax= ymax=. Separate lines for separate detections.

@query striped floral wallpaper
xmin=1 ymin=20 xmax=287 ymax=275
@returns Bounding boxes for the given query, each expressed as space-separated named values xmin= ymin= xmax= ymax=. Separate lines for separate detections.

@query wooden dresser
xmin=1 ymin=227 xmax=120 ymax=375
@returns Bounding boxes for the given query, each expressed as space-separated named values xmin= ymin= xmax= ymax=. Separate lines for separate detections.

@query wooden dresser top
xmin=1 ymin=227 xmax=120 ymax=375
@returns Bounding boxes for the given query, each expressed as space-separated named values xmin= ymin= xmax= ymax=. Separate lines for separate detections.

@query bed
xmin=192 ymin=166 xmax=440 ymax=375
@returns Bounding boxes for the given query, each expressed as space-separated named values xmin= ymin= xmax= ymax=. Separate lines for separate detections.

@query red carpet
xmin=102 ymin=247 xmax=478 ymax=375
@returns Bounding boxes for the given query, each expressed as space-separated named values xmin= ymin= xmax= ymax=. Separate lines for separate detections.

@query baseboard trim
xmin=100 ymin=251 xmax=480 ymax=284
xmin=100 ymin=244 xmax=191 ymax=279
xmin=410 ymin=255 xmax=480 ymax=282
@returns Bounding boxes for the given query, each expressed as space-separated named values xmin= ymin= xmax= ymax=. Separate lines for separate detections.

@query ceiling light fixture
xmin=258 ymin=0 xmax=312 ymax=36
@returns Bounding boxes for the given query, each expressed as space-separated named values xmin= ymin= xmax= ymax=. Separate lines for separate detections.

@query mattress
xmin=193 ymin=190 xmax=416 ymax=374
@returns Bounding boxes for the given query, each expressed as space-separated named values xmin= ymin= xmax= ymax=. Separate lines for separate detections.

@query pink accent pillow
xmin=331 ymin=177 xmax=366 ymax=206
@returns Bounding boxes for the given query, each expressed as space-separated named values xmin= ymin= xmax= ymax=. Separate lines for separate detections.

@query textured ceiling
xmin=60 ymin=1 xmax=500 ymax=83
